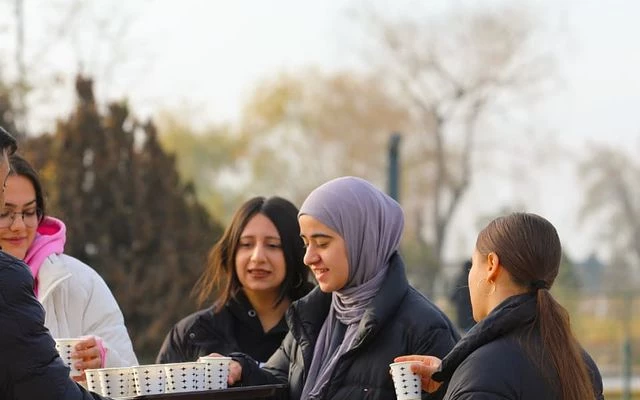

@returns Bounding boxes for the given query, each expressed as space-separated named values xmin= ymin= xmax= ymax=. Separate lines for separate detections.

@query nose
xmin=250 ymin=243 xmax=266 ymax=263
xmin=9 ymin=214 xmax=26 ymax=230
xmin=303 ymin=245 xmax=319 ymax=266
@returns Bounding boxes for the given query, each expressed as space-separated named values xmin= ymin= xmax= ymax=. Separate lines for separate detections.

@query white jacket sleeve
xmin=81 ymin=267 xmax=139 ymax=367
xmin=41 ymin=255 xmax=139 ymax=368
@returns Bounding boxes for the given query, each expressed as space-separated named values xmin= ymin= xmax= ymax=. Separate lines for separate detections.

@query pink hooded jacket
xmin=24 ymin=216 xmax=108 ymax=367
xmin=24 ymin=216 xmax=65 ymax=297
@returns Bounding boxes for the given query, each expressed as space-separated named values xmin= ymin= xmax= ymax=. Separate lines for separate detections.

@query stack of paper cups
xmin=97 ymin=367 xmax=136 ymax=398
xmin=164 ymin=362 xmax=205 ymax=393
xmin=131 ymin=364 xmax=166 ymax=396
xmin=198 ymin=356 xmax=232 ymax=390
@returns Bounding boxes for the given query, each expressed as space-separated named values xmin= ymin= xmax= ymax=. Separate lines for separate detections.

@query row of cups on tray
xmin=55 ymin=338 xmax=231 ymax=398
xmin=57 ymin=339 xmax=423 ymax=400
xmin=86 ymin=359 xmax=422 ymax=400
xmin=84 ymin=357 xmax=232 ymax=398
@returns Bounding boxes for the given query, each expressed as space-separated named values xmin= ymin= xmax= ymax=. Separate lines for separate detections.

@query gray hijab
xmin=299 ymin=176 xmax=404 ymax=399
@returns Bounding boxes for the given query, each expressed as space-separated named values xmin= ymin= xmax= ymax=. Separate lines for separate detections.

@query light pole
xmin=622 ymin=291 xmax=632 ymax=400
xmin=387 ymin=133 xmax=401 ymax=202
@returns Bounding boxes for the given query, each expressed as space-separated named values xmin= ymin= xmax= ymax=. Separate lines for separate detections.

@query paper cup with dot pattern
xmin=97 ymin=367 xmax=136 ymax=398
xmin=197 ymin=356 xmax=231 ymax=390
xmin=84 ymin=369 xmax=102 ymax=395
xmin=164 ymin=362 xmax=205 ymax=393
xmin=54 ymin=338 xmax=83 ymax=378
xmin=131 ymin=364 xmax=166 ymax=396
xmin=390 ymin=361 xmax=422 ymax=400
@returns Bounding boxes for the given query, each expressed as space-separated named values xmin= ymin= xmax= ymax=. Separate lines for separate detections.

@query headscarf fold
xmin=299 ymin=176 xmax=404 ymax=399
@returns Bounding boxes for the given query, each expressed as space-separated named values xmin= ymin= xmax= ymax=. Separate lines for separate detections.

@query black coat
xmin=157 ymin=286 xmax=313 ymax=364
xmin=236 ymin=254 xmax=460 ymax=400
xmin=432 ymin=293 xmax=605 ymax=400
xmin=0 ymin=251 xmax=106 ymax=400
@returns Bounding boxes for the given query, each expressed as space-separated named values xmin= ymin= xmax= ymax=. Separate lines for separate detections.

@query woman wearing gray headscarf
xmin=228 ymin=176 xmax=459 ymax=400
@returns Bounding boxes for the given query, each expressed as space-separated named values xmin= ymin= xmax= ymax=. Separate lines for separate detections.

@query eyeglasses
xmin=0 ymin=209 xmax=42 ymax=228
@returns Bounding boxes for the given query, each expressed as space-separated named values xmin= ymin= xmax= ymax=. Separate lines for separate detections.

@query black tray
xmin=129 ymin=384 xmax=287 ymax=400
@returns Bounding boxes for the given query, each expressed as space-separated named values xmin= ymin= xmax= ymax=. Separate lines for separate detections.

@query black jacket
xmin=237 ymin=254 xmax=460 ymax=400
xmin=157 ymin=286 xmax=313 ymax=364
xmin=432 ymin=293 xmax=605 ymax=400
xmin=0 ymin=251 xmax=107 ymax=400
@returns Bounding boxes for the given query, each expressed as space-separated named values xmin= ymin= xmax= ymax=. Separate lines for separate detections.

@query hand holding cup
xmin=70 ymin=336 xmax=103 ymax=381
xmin=203 ymin=353 xmax=242 ymax=386
xmin=393 ymin=355 xmax=443 ymax=394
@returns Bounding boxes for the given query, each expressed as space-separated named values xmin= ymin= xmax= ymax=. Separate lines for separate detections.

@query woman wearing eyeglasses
xmin=0 ymin=154 xmax=138 ymax=379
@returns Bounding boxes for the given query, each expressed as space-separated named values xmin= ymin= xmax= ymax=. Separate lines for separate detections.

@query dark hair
xmin=194 ymin=196 xmax=310 ymax=311
xmin=0 ymin=126 xmax=18 ymax=157
xmin=476 ymin=213 xmax=595 ymax=400
xmin=7 ymin=154 xmax=46 ymax=221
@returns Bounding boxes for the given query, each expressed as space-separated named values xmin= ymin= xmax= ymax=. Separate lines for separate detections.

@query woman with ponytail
xmin=396 ymin=212 xmax=604 ymax=400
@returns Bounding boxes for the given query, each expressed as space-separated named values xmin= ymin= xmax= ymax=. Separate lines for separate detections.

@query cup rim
xmin=162 ymin=362 xmax=204 ymax=366
xmin=84 ymin=368 xmax=101 ymax=373
xmin=95 ymin=367 xmax=135 ymax=372
xmin=130 ymin=364 xmax=166 ymax=369
xmin=389 ymin=361 xmax=420 ymax=368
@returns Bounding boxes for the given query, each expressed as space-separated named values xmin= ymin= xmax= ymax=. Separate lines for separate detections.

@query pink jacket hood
xmin=24 ymin=216 xmax=66 ymax=281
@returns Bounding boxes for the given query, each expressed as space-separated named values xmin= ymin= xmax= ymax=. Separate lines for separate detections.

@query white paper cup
xmin=390 ymin=361 xmax=422 ymax=400
xmin=97 ymin=367 xmax=136 ymax=398
xmin=84 ymin=369 xmax=102 ymax=394
xmin=132 ymin=364 xmax=166 ymax=395
xmin=164 ymin=362 xmax=205 ymax=393
xmin=198 ymin=356 xmax=231 ymax=390
xmin=54 ymin=338 xmax=83 ymax=377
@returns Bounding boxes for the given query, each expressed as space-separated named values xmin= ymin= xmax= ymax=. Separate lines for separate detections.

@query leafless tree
xmin=579 ymin=143 xmax=640 ymax=289
xmin=354 ymin=4 xmax=558 ymax=294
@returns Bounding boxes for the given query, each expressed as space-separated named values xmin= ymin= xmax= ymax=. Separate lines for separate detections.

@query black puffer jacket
xmin=0 ymin=251 xmax=107 ymax=400
xmin=432 ymin=293 xmax=605 ymax=400
xmin=157 ymin=286 xmax=314 ymax=364
xmin=237 ymin=254 xmax=460 ymax=400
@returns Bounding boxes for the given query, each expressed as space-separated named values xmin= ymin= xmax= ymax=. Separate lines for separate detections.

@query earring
xmin=476 ymin=278 xmax=496 ymax=296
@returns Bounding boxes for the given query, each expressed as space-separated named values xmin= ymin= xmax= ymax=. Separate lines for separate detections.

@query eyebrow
xmin=3 ymin=200 xmax=37 ymax=209
xmin=239 ymin=234 xmax=281 ymax=240
xmin=300 ymin=233 xmax=333 ymax=240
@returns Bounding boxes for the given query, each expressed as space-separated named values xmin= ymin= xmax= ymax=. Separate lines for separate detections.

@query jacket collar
xmin=287 ymin=253 xmax=410 ymax=348
xmin=190 ymin=291 xmax=290 ymax=341
xmin=433 ymin=293 xmax=537 ymax=382
xmin=37 ymin=254 xmax=72 ymax=303
xmin=227 ymin=290 xmax=289 ymax=334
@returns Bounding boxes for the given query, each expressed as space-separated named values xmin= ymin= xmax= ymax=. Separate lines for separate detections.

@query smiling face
xmin=234 ymin=213 xmax=287 ymax=297
xmin=299 ymin=214 xmax=349 ymax=293
xmin=0 ymin=175 xmax=39 ymax=259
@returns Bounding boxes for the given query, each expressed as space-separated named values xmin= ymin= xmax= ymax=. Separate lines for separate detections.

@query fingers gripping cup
xmin=198 ymin=356 xmax=231 ymax=390
xmin=390 ymin=361 xmax=422 ymax=400
xmin=54 ymin=338 xmax=83 ymax=378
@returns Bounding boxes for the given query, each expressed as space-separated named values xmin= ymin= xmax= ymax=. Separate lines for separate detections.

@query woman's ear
xmin=486 ymin=252 xmax=501 ymax=282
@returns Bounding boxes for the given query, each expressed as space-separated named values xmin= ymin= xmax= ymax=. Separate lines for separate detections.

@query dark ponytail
xmin=477 ymin=213 xmax=596 ymax=400
xmin=536 ymin=289 xmax=594 ymax=400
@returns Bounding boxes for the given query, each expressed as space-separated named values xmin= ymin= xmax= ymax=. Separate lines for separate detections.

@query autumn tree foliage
xmin=23 ymin=75 xmax=223 ymax=361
